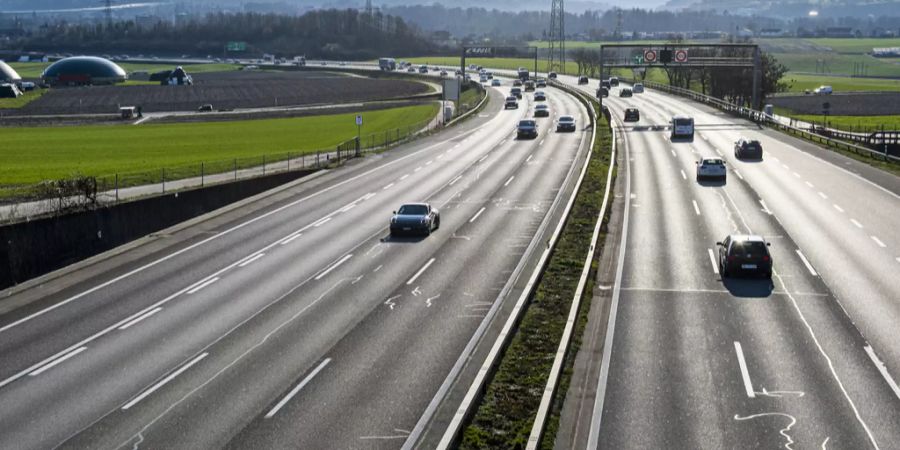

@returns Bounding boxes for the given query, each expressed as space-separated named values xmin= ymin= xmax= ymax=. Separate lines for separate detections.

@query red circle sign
xmin=644 ymin=50 xmax=657 ymax=63
xmin=675 ymin=49 xmax=688 ymax=63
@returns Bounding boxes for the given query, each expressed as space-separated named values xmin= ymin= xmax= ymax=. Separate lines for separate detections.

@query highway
xmin=559 ymin=77 xmax=900 ymax=448
xmin=0 ymin=83 xmax=591 ymax=448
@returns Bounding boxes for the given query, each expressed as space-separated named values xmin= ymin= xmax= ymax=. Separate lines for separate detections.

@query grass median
xmin=460 ymin=102 xmax=614 ymax=449
xmin=0 ymin=103 xmax=438 ymax=186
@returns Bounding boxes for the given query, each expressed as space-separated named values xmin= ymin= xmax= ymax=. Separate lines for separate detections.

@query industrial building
xmin=41 ymin=56 xmax=127 ymax=86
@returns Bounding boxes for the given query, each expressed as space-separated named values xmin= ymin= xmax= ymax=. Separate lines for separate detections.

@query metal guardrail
xmin=635 ymin=80 xmax=900 ymax=163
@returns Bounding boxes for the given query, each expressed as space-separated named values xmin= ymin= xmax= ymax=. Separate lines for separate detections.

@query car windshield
xmin=519 ymin=120 xmax=536 ymax=127
xmin=559 ymin=116 xmax=574 ymax=123
xmin=730 ymin=241 xmax=768 ymax=257
xmin=398 ymin=204 xmax=428 ymax=215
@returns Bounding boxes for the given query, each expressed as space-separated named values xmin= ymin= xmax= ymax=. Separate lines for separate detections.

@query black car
xmin=534 ymin=104 xmax=550 ymax=117
xmin=601 ymin=80 xmax=611 ymax=90
xmin=619 ymin=88 xmax=633 ymax=98
xmin=597 ymin=87 xmax=609 ymax=98
xmin=511 ymin=87 xmax=523 ymax=99
xmin=505 ymin=96 xmax=519 ymax=109
xmin=717 ymin=235 xmax=772 ymax=278
xmin=557 ymin=115 xmax=577 ymax=132
xmin=517 ymin=119 xmax=539 ymax=139
xmin=549 ymin=72 xmax=558 ymax=79
xmin=390 ymin=203 xmax=440 ymax=236
xmin=534 ymin=91 xmax=547 ymax=101
xmin=734 ymin=138 xmax=763 ymax=159
xmin=577 ymin=76 xmax=589 ymax=85
xmin=624 ymin=108 xmax=640 ymax=122
xmin=609 ymin=77 xmax=619 ymax=87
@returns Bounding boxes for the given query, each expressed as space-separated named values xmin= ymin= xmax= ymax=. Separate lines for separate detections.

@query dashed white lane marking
xmin=383 ymin=183 xmax=395 ymax=190
xmin=770 ymin=156 xmax=780 ymax=162
xmin=871 ymin=236 xmax=887 ymax=248
xmin=425 ymin=160 xmax=434 ymax=166
xmin=692 ymin=200 xmax=701 ymax=216
xmin=540 ymin=139 xmax=546 ymax=146
xmin=782 ymin=163 xmax=790 ymax=170
xmin=708 ymin=249 xmax=720 ymax=275
xmin=818 ymin=192 xmax=828 ymax=200
xmin=29 ymin=346 xmax=87 ymax=377
xmin=469 ymin=207 xmax=487 ymax=223
xmin=281 ymin=233 xmax=303 ymax=245
xmin=313 ymin=217 xmax=331 ymax=227
xmin=265 ymin=358 xmax=332 ymax=418
xmin=864 ymin=345 xmax=900 ymax=401
xmin=796 ymin=250 xmax=819 ymax=277
xmin=449 ymin=175 xmax=463 ymax=186
xmin=833 ymin=204 xmax=845 ymax=213
xmin=122 ymin=352 xmax=208 ymax=410
xmin=406 ymin=258 xmax=436 ymax=285
xmin=670 ymin=149 xmax=676 ymax=157
xmin=400 ymin=174 xmax=410 ymax=181
xmin=187 ymin=277 xmax=219 ymax=294
xmin=314 ymin=254 xmax=353 ymax=281
xmin=734 ymin=169 xmax=744 ymax=180
xmin=437 ymin=154 xmax=444 ymax=160
xmin=680 ymin=170 xmax=687 ymax=180
xmin=806 ymin=181 xmax=814 ymax=188
xmin=478 ymin=154 xmax=489 ymax=163
xmin=118 ymin=307 xmax=163 ymax=331
xmin=759 ymin=199 xmax=773 ymax=215
xmin=338 ymin=204 xmax=357 ymax=214
xmin=734 ymin=342 xmax=756 ymax=398
xmin=238 ymin=253 xmax=265 ymax=268
xmin=851 ymin=219 xmax=864 ymax=229
xmin=414 ymin=166 xmax=423 ymax=172
xmin=526 ymin=154 xmax=533 ymax=163
xmin=793 ymin=172 xmax=801 ymax=178
xmin=504 ymin=176 xmax=515 ymax=187
xmin=896 ymin=257 xmax=900 ymax=264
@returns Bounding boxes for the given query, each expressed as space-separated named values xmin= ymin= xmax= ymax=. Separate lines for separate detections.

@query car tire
xmin=434 ymin=217 xmax=440 ymax=230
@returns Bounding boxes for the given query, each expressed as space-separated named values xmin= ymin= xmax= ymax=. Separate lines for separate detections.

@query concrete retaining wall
xmin=0 ymin=170 xmax=314 ymax=289
xmin=769 ymin=92 xmax=900 ymax=116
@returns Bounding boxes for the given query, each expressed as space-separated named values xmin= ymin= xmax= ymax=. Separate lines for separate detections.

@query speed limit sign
xmin=643 ymin=49 xmax=657 ymax=63
xmin=674 ymin=49 xmax=689 ymax=63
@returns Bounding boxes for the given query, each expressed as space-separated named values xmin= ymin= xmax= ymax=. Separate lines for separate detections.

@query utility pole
xmin=101 ymin=0 xmax=114 ymax=25
xmin=547 ymin=0 xmax=565 ymax=75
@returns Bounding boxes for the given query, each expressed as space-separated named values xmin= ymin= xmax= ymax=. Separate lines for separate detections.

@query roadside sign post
xmin=356 ymin=115 xmax=363 ymax=156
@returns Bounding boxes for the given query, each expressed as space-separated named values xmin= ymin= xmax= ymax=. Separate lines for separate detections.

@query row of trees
xmin=13 ymin=9 xmax=437 ymax=59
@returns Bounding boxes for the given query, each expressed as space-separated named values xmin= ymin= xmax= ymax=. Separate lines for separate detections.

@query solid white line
xmin=314 ymin=254 xmax=353 ymax=281
xmin=238 ymin=253 xmax=265 ymax=268
xmin=469 ymin=207 xmax=486 ymax=223
xmin=187 ymin=277 xmax=219 ymax=294
xmin=818 ymin=191 xmax=828 ymax=200
xmin=449 ymin=175 xmax=463 ymax=186
xmin=280 ymin=233 xmax=303 ymax=245
xmin=504 ymin=176 xmax=515 ymax=187
xmin=29 ymin=346 xmax=87 ymax=376
xmin=833 ymin=204 xmax=845 ymax=213
xmin=759 ymin=199 xmax=773 ymax=215
xmin=708 ymin=248 xmax=719 ymax=275
xmin=692 ymin=200 xmax=701 ymax=216
xmin=871 ymin=236 xmax=887 ymax=248
xmin=313 ymin=217 xmax=331 ymax=227
xmin=122 ymin=352 xmax=208 ymax=410
xmin=734 ymin=169 xmax=744 ymax=180
xmin=680 ymin=169 xmax=687 ymax=180
xmin=734 ymin=342 xmax=756 ymax=398
xmin=400 ymin=174 xmax=410 ymax=181
xmin=118 ymin=307 xmax=162 ymax=330
xmin=796 ymin=250 xmax=819 ymax=277
xmin=265 ymin=358 xmax=332 ymax=418
xmin=383 ymin=183 xmax=395 ymax=190
xmin=406 ymin=258 xmax=436 ymax=285
xmin=851 ymin=219 xmax=864 ymax=229
xmin=864 ymin=345 xmax=900 ymax=401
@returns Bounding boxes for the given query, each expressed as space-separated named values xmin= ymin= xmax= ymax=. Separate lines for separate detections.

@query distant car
xmin=671 ymin=115 xmax=695 ymax=139
xmin=524 ymin=80 xmax=536 ymax=92
xmin=197 ymin=104 xmax=214 ymax=112
xmin=517 ymin=119 xmax=539 ymax=139
xmin=696 ymin=157 xmax=727 ymax=181
xmin=549 ymin=72 xmax=558 ymax=79
xmin=734 ymin=138 xmax=763 ymax=159
xmin=511 ymin=87 xmax=523 ymax=99
xmin=390 ymin=203 xmax=440 ymax=236
xmin=536 ymin=79 xmax=547 ymax=88
xmin=578 ymin=75 xmax=589 ymax=85
xmin=20 ymin=81 xmax=36 ymax=91
xmin=557 ymin=115 xmax=577 ymax=132
xmin=534 ymin=91 xmax=547 ymax=101
xmin=487 ymin=72 xmax=494 ymax=79
xmin=601 ymin=80 xmax=611 ymax=90
xmin=624 ymin=108 xmax=640 ymax=122
xmin=407 ymin=67 xmax=416 ymax=73
xmin=597 ymin=87 xmax=609 ymax=98
xmin=534 ymin=104 xmax=550 ymax=117
xmin=619 ymin=88 xmax=633 ymax=97
xmin=632 ymin=83 xmax=644 ymax=93
xmin=441 ymin=70 xmax=449 ymax=78
xmin=505 ymin=96 xmax=519 ymax=109
xmin=609 ymin=77 xmax=619 ymax=87
xmin=491 ymin=79 xmax=502 ymax=87
xmin=717 ymin=235 xmax=772 ymax=278
xmin=513 ymin=79 xmax=523 ymax=87
xmin=813 ymin=85 xmax=833 ymax=95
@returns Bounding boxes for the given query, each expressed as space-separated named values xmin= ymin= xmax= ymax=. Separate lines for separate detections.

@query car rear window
xmin=675 ymin=118 xmax=693 ymax=126
xmin=703 ymin=159 xmax=724 ymax=165
xmin=398 ymin=205 xmax=428 ymax=215
xmin=729 ymin=241 xmax=768 ymax=257
xmin=559 ymin=116 xmax=574 ymax=122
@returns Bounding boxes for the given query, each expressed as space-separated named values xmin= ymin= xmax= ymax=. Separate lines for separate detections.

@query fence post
xmin=115 ymin=173 xmax=119 ymax=202
xmin=288 ymin=152 xmax=291 ymax=171
xmin=162 ymin=168 xmax=166 ymax=193
xmin=201 ymin=162 xmax=204 ymax=187
xmin=234 ymin=159 xmax=237 ymax=181
xmin=263 ymin=155 xmax=266 ymax=176
xmin=317 ymin=151 xmax=320 ymax=167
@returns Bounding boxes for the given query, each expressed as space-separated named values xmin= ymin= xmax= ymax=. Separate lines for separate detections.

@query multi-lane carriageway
xmin=0 ymin=81 xmax=591 ymax=448
xmin=0 ymin=65 xmax=898 ymax=449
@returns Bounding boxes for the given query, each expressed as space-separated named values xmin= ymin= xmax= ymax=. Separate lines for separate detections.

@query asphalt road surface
xmin=0 ymin=83 xmax=591 ymax=449
xmin=563 ymin=77 xmax=900 ymax=449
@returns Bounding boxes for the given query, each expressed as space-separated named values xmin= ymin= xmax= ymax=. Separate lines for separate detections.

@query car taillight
xmin=763 ymin=256 xmax=770 ymax=262
xmin=728 ymin=256 xmax=735 ymax=261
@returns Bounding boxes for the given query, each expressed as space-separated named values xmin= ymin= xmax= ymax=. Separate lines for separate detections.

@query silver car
xmin=696 ymin=158 xmax=726 ymax=182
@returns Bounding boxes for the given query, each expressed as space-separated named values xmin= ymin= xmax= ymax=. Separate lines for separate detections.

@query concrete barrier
xmin=0 ymin=169 xmax=315 ymax=289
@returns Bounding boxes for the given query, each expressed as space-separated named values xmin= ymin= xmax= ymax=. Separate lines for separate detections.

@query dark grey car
xmin=390 ymin=203 xmax=440 ymax=236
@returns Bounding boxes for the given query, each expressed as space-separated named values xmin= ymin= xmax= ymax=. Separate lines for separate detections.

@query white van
xmin=671 ymin=115 xmax=694 ymax=139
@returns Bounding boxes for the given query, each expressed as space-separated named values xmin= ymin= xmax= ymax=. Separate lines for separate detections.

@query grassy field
xmin=8 ymin=62 xmax=239 ymax=79
xmin=0 ymin=103 xmax=438 ymax=186
xmin=404 ymin=57 xmax=580 ymax=74
xmin=781 ymin=112 xmax=900 ymax=131
xmin=0 ymin=89 xmax=47 ymax=110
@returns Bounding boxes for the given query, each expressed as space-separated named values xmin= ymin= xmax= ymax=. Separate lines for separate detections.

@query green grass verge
xmin=0 ymin=103 xmax=438 ymax=186
xmin=460 ymin=102 xmax=614 ymax=449
xmin=0 ymin=89 xmax=47 ymax=109
xmin=8 ymin=62 xmax=239 ymax=79
xmin=778 ymin=111 xmax=900 ymax=132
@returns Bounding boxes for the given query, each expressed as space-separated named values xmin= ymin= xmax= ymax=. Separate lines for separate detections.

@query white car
xmin=813 ymin=85 xmax=833 ymax=95
xmin=696 ymin=158 xmax=727 ymax=182
xmin=633 ymin=83 xmax=644 ymax=93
